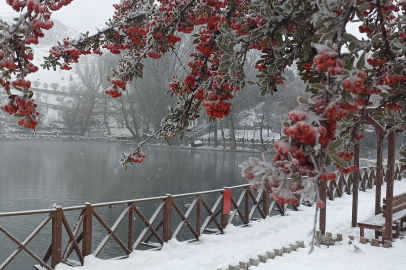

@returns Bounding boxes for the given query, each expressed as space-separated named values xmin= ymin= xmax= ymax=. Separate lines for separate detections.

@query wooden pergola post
xmin=375 ymin=132 xmax=384 ymax=215
xmin=383 ymin=131 xmax=396 ymax=242
xmin=319 ymin=181 xmax=327 ymax=235
xmin=352 ymin=143 xmax=360 ymax=227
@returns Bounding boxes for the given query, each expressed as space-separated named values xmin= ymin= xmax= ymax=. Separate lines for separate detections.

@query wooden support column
xmin=221 ymin=190 xmax=229 ymax=229
xmin=196 ymin=195 xmax=201 ymax=236
xmin=128 ymin=203 xmax=134 ymax=251
xmin=51 ymin=206 xmax=63 ymax=268
xmin=263 ymin=182 xmax=270 ymax=216
xmin=383 ymin=131 xmax=396 ymax=242
xmin=163 ymin=195 xmax=172 ymax=242
xmin=352 ymin=143 xmax=360 ymax=227
xmin=375 ymin=132 xmax=384 ymax=215
xmin=82 ymin=203 xmax=92 ymax=256
xmin=319 ymin=181 xmax=327 ymax=235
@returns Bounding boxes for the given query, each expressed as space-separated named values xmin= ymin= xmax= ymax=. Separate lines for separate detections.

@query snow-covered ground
xmin=56 ymin=180 xmax=406 ymax=270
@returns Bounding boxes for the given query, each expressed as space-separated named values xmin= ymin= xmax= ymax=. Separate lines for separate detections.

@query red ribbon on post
xmin=223 ymin=189 xmax=231 ymax=214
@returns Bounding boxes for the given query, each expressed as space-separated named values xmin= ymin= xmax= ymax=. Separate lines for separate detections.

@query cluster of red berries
xmin=313 ymin=51 xmax=343 ymax=75
xmin=367 ymin=58 xmax=385 ymax=67
xmin=271 ymin=190 xmax=298 ymax=205
xmin=33 ymin=18 xmax=54 ymax=30
xmin=130 ymin=151 xmax=146 ymax=164
xmin=274 ymin=142 xmax=315 ymax=172
xmin=6 ymin=0 xmax=24 ymax=12
xmin=1 ymin=80 xmax=11 ymax=91
xmin=383 ymin=103 xmax=402 ymax=111
xmin=0 ymin=103 xmax=18 ymax=114
xmin=105 ymin=88 xmax=122 ymax=99
xmin=15 ymin=97 xmax=37 ymax=116
xmin=147 ymin=52 xmax=162 ymax=59
xmin=0 ymin=61 xmax=17 ymax=70
xmin=358 ymin=25 xmax=373 ymax=34
xmin=202 ymin=99 xmax=232 ymax=119
xmin=12 ymin=79 xmax=31 ymax=89
xmin=336 ymin=165 xmax=357 ymax=175
xmin=320 ymin=173 xmax=336 ymax=181
xmin=18 ymin=115 xmax=38 ymax=130
xmin=341 ymin=72 xmax=368 ymax=94
xmin=382 ymin=75 xmax=406 ymax=85
xmin=111 ymin=77 xmax=129 ymax=89
xmin=335 ymin=151 xmax=354 ymax=161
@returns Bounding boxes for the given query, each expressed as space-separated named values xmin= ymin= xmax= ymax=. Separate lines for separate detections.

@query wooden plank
xmin=163 ymin=195 xmax=172 ymax=242
xmin=196 ymin=195 xmax=201 ymax=237
xmin=62 ymin=209 xmax=85 ymax=263
xmin=200 ymin=195 xmax=224 ymax=233
xmin=52 ymin=207 xmax=63 ymax=268
xmin=172 ymin=198 xmax=199 ymax=239
xmin=132 ymin=202 xmax=165 ymax=249
xmin=92 ymin=208 xmax=132 ymax=256
xmin=61 ymin=214 xmax=84 ymax=265
xmin=384 ymin=131 xmax=396 ymax=242
xmin=82 ymin=203 xmax=92 ymax=256
xmin=352 ymin=143 xmax=360 ymax=227
xmin=319 ymin=181 xmax=327 ymax=234
xmin=0 ymin=214 xmax=53 ymax=270
xmin=128 ymin=203 xmax=134 ymax=251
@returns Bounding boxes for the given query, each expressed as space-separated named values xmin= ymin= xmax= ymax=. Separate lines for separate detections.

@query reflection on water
xmin=0 ymin=140 xmax=261 ymax=269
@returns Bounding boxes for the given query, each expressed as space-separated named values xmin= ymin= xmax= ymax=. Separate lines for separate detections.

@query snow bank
xmin=56 ymin=180 xmax=406 ymax=270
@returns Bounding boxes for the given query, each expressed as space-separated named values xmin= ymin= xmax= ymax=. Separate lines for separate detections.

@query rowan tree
xmin=1 ymin=0 xmax=406 ymax=230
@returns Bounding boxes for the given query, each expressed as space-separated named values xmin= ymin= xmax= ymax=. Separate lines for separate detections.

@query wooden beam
xmin=352 ymin=143 xmax=360 ymax=227
xmin=319 ymin=181 xmax=327 ymax=234
xmin=383 ymin=131 xmax=396 ymax=242
xmin=376 ymin=132 xmax=384 ymax=215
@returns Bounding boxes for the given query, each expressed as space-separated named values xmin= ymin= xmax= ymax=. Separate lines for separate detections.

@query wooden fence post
xmin=383 ymin=131 xmax=396 ymax=242
xmin=163 ymin=195 xmax=172 ymax=242
xmin=352 ymin=143 xmax=360 ymax=227
xmin=51 ymin=206 xmax=63 ymax=268
xmin=128 ymin=203 xmax=134 ymax=251
xmin=221 ymin=189 xmax=229 ymax=229
xmin=196 ymin=195 xmax=201 ymax=236
xmin=245 ymin=188 xmax=250 ymax=222
xmin=375 ymin=132 xmax=383 ymax=215
xmin=263 ymin=183 xmax=269 ymax=216
xmin=82 ymin=202 xmax=92 ymax=256
xmin=319 ymin=181 xmax=327 ymax=235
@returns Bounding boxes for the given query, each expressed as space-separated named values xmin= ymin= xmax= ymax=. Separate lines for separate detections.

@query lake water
xmin=0 ymin=140 xmax=261 ymax=269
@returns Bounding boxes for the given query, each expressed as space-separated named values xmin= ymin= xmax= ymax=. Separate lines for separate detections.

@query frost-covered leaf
xmin=331 ymin=155 xmax=349 ymax=168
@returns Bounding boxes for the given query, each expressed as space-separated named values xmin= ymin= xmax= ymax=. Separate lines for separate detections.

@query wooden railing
xmin=0 ymin=163 xmax=403 ymax=270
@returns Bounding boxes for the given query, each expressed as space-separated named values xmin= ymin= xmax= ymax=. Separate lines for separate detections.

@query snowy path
xmin=56 ymin=180 xmax=406 ymax=270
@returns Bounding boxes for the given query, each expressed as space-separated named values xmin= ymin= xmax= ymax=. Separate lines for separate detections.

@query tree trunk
xmin=213 ymin=120 xmax=218 ymax=148
xmin=229 ymin=115 xmax=237 ymax=150
xmin=128 ymin=101 xmax=141 ymax=142
xmin=219 ymin=121 xmax=225 ymax=148
xmin=82 ymin=98 xmax=95 ymax=136
xmin=119 ymin=99 xmax=137 ymax=140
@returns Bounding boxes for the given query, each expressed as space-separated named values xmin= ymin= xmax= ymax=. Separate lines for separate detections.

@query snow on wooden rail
xmin=0 ymin=164 xmax=403 ymax=270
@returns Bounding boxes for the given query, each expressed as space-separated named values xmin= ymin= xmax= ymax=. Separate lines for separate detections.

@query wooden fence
xmin=0 ymin=164 xmax=403 ymax=270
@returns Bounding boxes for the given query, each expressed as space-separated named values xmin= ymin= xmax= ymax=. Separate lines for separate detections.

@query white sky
xmin=0 ymin=0 xmax=117 ymax=33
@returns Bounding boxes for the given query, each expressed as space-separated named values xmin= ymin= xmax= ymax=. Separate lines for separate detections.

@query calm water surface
xmin=0 ymin=140 xmax=260 ymax=269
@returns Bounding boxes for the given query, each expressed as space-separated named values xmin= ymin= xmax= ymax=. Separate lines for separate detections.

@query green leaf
xmin=326 ymin=155 xmax=332 ymax=166
xmin=379 ymin=92 xmax=389 ymax=98
xmin=247 ymin=81 xmax=256 ymax=85
xmin=149 ymin=0 xmax=154 ymax=7
xmin=359 ymin=2 xmax=370 ymax=11
xmin=344 ymin=55 xmax=355 ymax=70
xmin=328 ymin=138 xmax=344 ymax=152
xmin=343 ymin=33 xmax=358 ymax=43
xmin=331 ymin=155 xmax=349 ymax=168
xmin=356 ymin=51 xmax=366 ymax=70
xmin=298 ymin=97 xmax=309 ymax=104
